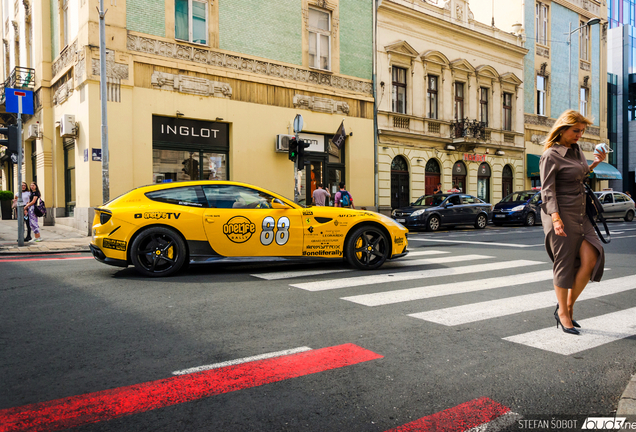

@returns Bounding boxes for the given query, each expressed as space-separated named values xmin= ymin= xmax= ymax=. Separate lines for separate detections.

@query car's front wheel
xmin=426 ymin=215 xmax=441 ymax=232
xmin=345 ymin=225 xmax=389 ymax=270
xmin=474 ymin=214 xmax=487 ymax=229
xmin=625 ymin=210 xmax=634 ymax=222
xmin=130 ymin=226 xmax=187 ymax=277
xmin=525 ymin=212 xmax=536 ymax=226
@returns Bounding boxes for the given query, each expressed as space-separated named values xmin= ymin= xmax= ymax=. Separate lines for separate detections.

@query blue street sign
xmin=5 ymin=88 xmax=34 ymax=115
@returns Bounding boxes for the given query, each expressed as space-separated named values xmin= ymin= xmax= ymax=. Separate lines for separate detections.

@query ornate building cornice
xmin=51 ymin=40 xmax=78 ymax=79
xmin=126 ymin=34 xmax=372 ymax=95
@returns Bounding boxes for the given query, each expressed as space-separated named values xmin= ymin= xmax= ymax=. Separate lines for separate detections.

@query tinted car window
xmin=530 ymin=192 xmax=541 ymax=204
xmin=502 ymin=191 xmax=535 ymax=202
xmin=603 ymin=194 xmax=613 ymax=204
xmin=446 ymin=195 xmax=461 ymax=205
xmin=202 ymin=185 xmax=275 ymax=209
xmin=145 ymin=186 xmax=207 ymax=207
xmin=614 ymin=193 xmax=627 ymax=203
xmin=461 ymin=195 xmax=479 ymax=204
xmin=414 ymin=195 xmax=446 ymax=206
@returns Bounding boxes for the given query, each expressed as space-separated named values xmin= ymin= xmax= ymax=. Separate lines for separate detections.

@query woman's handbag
xmin=33 ymin=198 xmax=47 ymax=218
xmin=584 ymin=183 xmax=611 ymax=244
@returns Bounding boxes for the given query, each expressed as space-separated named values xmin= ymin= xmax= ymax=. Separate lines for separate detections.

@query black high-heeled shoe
xmin=554 ymin=312 xmax=580 ymax=335
xmin=555 ymin=304 xmax=581 ymax=328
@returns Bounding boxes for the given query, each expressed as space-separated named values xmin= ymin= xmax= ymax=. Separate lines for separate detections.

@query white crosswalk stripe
xmin=409 ymin=274 xmax=636 ymax=325
xmin=291 ymin=259 xmax=544 ymax=292
xmin=342 ymin=270 xmax=554 ymax=306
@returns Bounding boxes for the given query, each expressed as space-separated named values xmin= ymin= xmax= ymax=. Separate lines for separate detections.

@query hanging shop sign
xmin=463 ymin=153 xmax=487 ymax=162
xmin=152 ymin=116 xmax=229 ymax=148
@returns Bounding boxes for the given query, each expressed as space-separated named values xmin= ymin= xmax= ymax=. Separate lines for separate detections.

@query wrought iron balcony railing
xmin=450 ymin=118 xmax=487 ymax=140
xmin=1 ymin=66 xmax=36 ymax=105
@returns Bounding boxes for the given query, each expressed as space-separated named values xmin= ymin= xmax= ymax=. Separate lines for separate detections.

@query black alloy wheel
xmin=625 ymin=210 xmax=634 ymax=222
xmin=525 ymin=212 xmax=536 ymax=226
xmin=426 ymin=215 xmax=441 ymax=232
xmin=130 ymin=226 xmax=187 ymax=277
xmin=474 ymin=214 xmax=487 ymax=229
xmin=345 ymin=225 xmax=390 ymax=270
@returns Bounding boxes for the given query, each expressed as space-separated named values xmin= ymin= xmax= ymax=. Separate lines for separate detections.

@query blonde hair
xmin=543 ymin=110 xmax=593 ymax=152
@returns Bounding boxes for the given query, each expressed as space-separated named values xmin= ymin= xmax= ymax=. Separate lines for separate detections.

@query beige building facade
xmin=376 ymin=0 xmax=528 ymax=215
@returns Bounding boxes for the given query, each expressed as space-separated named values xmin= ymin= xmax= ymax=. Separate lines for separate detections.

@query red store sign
xmin=463 ymin=153 xmax=487 ymax=162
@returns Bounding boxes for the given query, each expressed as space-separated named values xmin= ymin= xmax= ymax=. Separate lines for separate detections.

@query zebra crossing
xmin=250 ymin=250 xmax=636 ymax=355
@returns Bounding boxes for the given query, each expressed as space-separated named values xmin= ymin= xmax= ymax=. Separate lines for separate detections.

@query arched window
xmin=502 ymin=164 xmax=514 ymax=198
xmin=425 ymin=159 xmax=441 ymax=195
xmin=391 ymin=156 xmax=410 ymax=209
xmin=451 ymin=161 xmax=467 ymax=193
xmin=477 ymin=162 xmax=491 ymax=203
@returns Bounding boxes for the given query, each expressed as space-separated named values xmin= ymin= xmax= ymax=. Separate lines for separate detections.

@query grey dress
xmin=539 ymin=143 xmax=604 ymax=288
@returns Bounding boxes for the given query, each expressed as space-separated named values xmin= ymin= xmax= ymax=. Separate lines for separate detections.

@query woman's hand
xmin=552 ymin=214 xmax=567 ymax=237
xmin=590 ymin=149 xmax=607 ymax=170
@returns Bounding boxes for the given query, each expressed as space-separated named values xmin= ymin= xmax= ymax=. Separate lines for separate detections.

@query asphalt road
xmin=1 ymin=222 xmax=635 ymax=431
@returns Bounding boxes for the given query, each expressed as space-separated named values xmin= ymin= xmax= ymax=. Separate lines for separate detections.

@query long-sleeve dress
xmin=539 ymin=143 xmax=604 ymax=288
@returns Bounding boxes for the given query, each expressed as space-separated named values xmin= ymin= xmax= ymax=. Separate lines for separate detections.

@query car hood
xmin=494 ymin=201 xmax=527 ymax=210
xmin=393 ymin=206 xmax=435 ymax=215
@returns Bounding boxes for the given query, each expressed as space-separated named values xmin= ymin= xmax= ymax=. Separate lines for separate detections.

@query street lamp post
xmin=567 ymin=18 xmax=601 ymax=110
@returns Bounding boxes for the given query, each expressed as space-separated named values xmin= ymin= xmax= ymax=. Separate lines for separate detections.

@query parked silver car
xmin=594 ymin=191 xmax=635 ymax=222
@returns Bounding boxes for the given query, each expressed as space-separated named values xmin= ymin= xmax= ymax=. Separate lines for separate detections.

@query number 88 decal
xmin=261 ymin=216 xmax=290 ymax=246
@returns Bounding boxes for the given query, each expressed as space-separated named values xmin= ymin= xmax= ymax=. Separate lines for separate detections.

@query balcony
xmin=449 ymin=118 xmax=487 ymax=152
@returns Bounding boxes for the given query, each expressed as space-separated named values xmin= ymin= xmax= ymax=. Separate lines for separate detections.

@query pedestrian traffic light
xmin=297 ymin=139 xmax=311 ymax=170
xmin=0 ymin=125 xmax=19 ymax=155
xmin=288 ymin=137 xmax=298 ymax=162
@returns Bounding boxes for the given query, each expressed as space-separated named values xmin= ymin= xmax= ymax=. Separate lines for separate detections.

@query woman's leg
xmin=567 ymin=240 xmax=599 ymax=319
xmin=555 ymin=285 xmax=574 ymax=328
xmin=29 ymin=208 xmax=41 ymax=239
xmin=24 ymin=210 xmax=31 ymax=240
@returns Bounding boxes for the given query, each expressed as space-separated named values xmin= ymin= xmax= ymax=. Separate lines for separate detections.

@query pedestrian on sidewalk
xmin=539 ymin=109 xmax=606 ymax=335
xmin=312 ymin=183 xmax=331 ymax=206
xmin=24 ymin=182 xmax=42 ymax=242
xmin=15 ymin=182 xmax=32 ymax=242
xmin=334 ymin=182 xmax=354 ymax=209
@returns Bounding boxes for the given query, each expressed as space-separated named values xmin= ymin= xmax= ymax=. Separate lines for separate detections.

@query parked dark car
xmin=594 ymin=191 xmax=635 ymax=222
xmin=391 ymin=193 xmax=492 ymax=231
xmin=492 ymin=189 xmax=542 ymax=226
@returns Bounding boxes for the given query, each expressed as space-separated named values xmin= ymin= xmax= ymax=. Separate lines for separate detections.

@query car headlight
xmin=391 ymin=209 xmax=397 ymax=217
xmin=511 ymin=205 xmax=525 ymax=212
xmin=411 ymin=209 xmax=426 ymax=217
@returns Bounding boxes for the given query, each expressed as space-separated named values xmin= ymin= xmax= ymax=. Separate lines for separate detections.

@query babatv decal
xmin=103 ymin=239 xmax=127 ymax=251
xmin=134 ymin=214 xmax=142 ymax=219
xmin=143 ymin=212 xmax=181 ymax=220
xmin=394 ymin=236 xmax=405 ymax=245
xmin=261 ymin=216 xmax=290 ymax=246
xmin=223 ymin=216 xmax=256 ymax=243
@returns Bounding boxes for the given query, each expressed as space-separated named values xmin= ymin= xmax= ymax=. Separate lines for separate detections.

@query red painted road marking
xmin=386 ymin=397 xmax=512 ymax=432
xmin=0 ymin=343 xmax=382 ymax=432
xmin=0 ymin=253 xmax=84 ymax=259
xmin=0 ymin=257 xmax=93 ymax=263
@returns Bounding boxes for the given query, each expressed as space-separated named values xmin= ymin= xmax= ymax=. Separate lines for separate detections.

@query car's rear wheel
xmin=345 ymin=225 xmax=389 ymax=270
xmin=474 ymin=214 xmax=487 ymax=229
xmin=525 ymin=212 xmax=536 ymax=226
xmin=130 ymin=226 xmax=187 ymax=277
xmin=625 ymin=210 xmax=634 ymax=222
xmin=426 ymin=216 xmax=441 ymax=232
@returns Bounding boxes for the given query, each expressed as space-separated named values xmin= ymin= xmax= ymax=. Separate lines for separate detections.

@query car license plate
xmin=495 ymin=214 xmax=506 ymax=218
xmin=397 ymin=218 xmax=406 ymax=223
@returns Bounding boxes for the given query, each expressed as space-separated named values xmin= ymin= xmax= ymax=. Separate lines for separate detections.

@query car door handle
xmin=205 ymin=217 xmax=215 ymax=223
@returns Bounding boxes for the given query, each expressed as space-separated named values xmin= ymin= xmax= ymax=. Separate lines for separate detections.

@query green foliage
xmin=0 ymin=190 xmax=15 ymax=201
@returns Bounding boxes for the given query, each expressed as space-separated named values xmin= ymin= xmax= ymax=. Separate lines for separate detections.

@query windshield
xmin=413 ymin=195 xmax=447 ymax=206
xmin=501 ymin=191 xmax=535 ymax=203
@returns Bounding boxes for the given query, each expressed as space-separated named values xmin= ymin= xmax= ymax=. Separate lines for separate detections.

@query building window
xmin=503 ymin=92 xmax=513 ymax=131
xmin=536 ymin=2 xmax=549 ymax=45
xmin=392 ymin=67 xmax=407 ymax=114
xmin=308 ymin=8 xmax=331 ymax=71
xmin=455 ymin=82 xmax=464 ymax=120
xmin=537 ymin=75 xmax=546 ymax=116
xmin=62 ymin=0 xmax=69 ymax=48
xmin=427 ymin=75 xmax=438 ymax=119
xmin=175 ymin=0 xmax=208 ymax=45
xmin=580 ymin=21 xmax=589 ymax=61
xmin=480 ymin=87 xmax=489 ymax=126
xmin=580 ymin=87 xmax=589 ymax=115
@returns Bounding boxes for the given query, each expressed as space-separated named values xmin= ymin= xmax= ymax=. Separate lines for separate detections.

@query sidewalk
xmin=0 ymin=217 xmax=91 ymax=254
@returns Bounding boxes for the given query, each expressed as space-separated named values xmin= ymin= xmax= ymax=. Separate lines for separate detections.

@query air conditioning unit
xmin=276 ymin=134 xmax=294 ymax=153
xmin=60 ymin=114 xmax=76 ymax=137
xmin=26 ymin=124 xmax=39 ymax=140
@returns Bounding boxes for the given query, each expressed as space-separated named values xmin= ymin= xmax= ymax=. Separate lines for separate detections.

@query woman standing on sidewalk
xmin=24 ymin=182 xmax=42 ymax=242
xmin=539 ymin=110 xmax=606 ymax=335
xmin=17 ymin=182 xmax=32 ymax=242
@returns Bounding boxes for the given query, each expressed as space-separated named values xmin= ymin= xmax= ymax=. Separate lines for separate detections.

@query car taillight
xmin=100 ymin=212 xmax=112 ymax=225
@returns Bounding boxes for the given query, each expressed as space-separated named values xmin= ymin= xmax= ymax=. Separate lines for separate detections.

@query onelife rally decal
xmin=103 ymin=239 xmax=127 ymax=251
xmin=303 ymin=244 xmax=342 ymax=257
xmin=223 ymin=216 xmax=256 ymax=243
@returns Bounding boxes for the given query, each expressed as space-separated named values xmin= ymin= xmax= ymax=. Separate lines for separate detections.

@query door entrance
xmin=391 ymin=156 xmax=410 ymax=209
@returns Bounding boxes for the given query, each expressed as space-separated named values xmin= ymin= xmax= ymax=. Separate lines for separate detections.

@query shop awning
xmin=586 ymin=161 xmax=623 ymax=180
xmin=526 ymin=154 xmax=541 ymax=178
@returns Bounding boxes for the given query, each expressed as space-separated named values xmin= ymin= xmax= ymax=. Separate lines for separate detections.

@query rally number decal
xmin=261 ymin=216 xmax=290 ymax=246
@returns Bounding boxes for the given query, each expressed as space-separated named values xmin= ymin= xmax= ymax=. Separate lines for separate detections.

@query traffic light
xmin=288 ymin=137 xmax=298 ymax=162
xmin=297 ymin=139 xmax=311 ymax=170
xmin=0 ymin=125 xmax=19 ymax=155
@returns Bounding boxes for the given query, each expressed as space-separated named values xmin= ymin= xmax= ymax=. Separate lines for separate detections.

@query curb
xmin=617 ymin=373 xmax=636 ymax=416
xmin=0 ymin=246 xmax=91 ymax=255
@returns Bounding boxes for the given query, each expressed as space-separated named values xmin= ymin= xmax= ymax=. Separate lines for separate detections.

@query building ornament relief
xmin=580 ymin=60 xmax=590 ymax=71
xmin=52 ymin=77 xmax=74 ymax=106
xmin=536 ymin=46 xmax=549 ymax=58
xmin=51 ymin=40 xmax=78 ymax=78
xmin=11 ymin=21 xmax=19 ymax=41
xmin=293 ymin=94 xmax=350 ymax=115
xmin=127 ymin=35 xmax=372 ymax=95
xmin=22 ymin=0 xmax=31 ymax=21
xmin=526 ymin=114 xmax=600 ymax=137
xmin=91 ymin=50 xmax=129 ymax=80
xmin=150 ymin=71 xmax=232 ymax=98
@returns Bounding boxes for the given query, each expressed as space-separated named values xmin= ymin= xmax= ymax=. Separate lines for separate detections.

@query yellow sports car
xmin=90 ymin=181 xmax=409 ymax=276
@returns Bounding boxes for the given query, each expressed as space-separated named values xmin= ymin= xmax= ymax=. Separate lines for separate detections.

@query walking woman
xmin=24 ymin=182 xmax=42 ymax=242
xmin=19 ymin=182 xmax=32 ymax=242
xmin=539 ymin=110 xmax=606 ymax=335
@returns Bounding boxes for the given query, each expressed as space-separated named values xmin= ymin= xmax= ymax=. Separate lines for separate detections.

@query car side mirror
xmin=272 ymin=199 xmax=288 ymax=209
xmin=410 ymin=202 xmax=414 ymax=206
xmin=445 ymin=203 xmax=454 ymax=208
